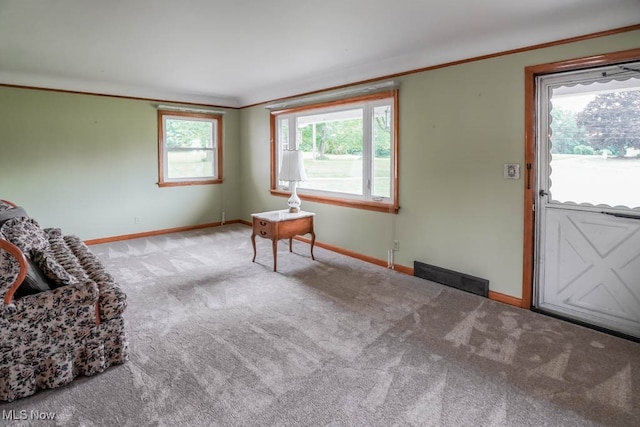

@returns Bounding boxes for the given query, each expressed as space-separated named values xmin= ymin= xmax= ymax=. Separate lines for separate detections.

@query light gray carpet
xmin=1 ymin=224 xmax=638 ymax=426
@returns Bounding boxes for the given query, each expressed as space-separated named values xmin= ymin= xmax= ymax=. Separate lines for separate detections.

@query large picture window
xmin=158 ymin=110 xmax=223 ymax=187
xmin=270 ymin=90 xmax=399 ymax=213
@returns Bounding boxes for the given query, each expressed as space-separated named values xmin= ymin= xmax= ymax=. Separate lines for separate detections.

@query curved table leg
xmin=251 ymin=232 xmax=257 ymax=262
xmin=272 ymin=239 xmax=278 ymax=271
xmin=310 ymin=231 xmax=315 ymax=260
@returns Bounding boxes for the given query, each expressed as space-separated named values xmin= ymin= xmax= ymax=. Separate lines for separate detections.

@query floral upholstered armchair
xmin=0 ymin=200 xmax=128 ymax=401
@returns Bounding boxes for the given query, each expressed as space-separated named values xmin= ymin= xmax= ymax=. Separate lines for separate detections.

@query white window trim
xmin=270 ymin=90 xmax=399 ymax=213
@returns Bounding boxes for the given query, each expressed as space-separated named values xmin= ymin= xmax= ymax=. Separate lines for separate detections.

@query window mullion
xmin=211 ymin=123 xmax=217 ymax=177
xmin=163 ymin=116 xmax=170 ymax=180
xmin=293 ymin=117 xmax=301 ymax=151
xmin=362 ymin=104 xmax=373 ymax=199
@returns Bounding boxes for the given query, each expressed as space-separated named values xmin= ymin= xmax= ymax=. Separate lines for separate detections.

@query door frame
xmin=522 ymin=47 xmax=640 ymax=309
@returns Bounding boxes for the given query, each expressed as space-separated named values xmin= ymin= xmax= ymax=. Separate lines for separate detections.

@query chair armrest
xmin=0 ymin=239 xmax=28 ymax=305
xmin=0 ymin=200 xmax=17 ymax=209
xmin=99 ymin=285 xmax=127 ymax=320
xmin=1 ymin=238 xmax=99 ymax=317
xmin=5 ymin=281 xmax=99 ymax=317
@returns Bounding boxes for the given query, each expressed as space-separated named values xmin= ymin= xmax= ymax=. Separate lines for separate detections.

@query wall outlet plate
xmin=504 ymin=163 xmax=520 ymax=179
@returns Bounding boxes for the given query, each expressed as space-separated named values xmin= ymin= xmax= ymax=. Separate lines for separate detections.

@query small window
xmin=270 ymin=90 xmax=399 ymax=213
xmin=158 ymin=110 xmax=223 ymax=186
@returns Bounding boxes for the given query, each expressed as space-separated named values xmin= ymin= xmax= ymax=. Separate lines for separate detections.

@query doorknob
xmin=539 ymin=190 xmax=549 ymax=197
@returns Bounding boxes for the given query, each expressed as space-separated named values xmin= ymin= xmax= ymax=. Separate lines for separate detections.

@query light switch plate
xmin=504 ymin=163 xmax=520 ymax=179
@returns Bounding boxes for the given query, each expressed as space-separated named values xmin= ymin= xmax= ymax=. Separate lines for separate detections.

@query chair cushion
xmin=31 ymin=250 xmax=78 ymax=286
xmin=0 ymin=218 xmax=48 ymax=253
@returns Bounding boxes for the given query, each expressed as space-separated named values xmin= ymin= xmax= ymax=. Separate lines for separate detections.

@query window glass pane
xmin=278 ymin=117 xmax=290 ymax=150
xmin=297 ymin=108 xmax=363 ymax=195
xmin=165 ymin=117 xmax=215 ymax=180
xmin=167 ymin=149 xmax=214 ymax=179
xmin=372 ymin=105 xmax=392 ymax=198
xmin=549 ymin=75 xmax=640 ymax=209
xmin=277 ymin=118 xmax=290 ymax=187
xmin=165 ymin=118 xmax=213 ymax=148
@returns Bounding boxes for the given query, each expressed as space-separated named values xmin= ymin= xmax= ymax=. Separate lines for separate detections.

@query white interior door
xmin=534 ymin=63 xmax=640 ymax=339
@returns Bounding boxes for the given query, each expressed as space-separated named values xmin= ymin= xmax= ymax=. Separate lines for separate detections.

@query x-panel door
xmin=534 ymin=63 xmax=640 ymax=339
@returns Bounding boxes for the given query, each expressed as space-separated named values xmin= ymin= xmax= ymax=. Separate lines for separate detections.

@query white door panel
xmin=534 ymin=64 xmax=640 ymax=339
xmin=539 ymin=208 xmax=640 ymax=337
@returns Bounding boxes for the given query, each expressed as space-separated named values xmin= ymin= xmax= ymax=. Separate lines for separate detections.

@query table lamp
xmin=279 ymin=150 xmax=307 ymax=213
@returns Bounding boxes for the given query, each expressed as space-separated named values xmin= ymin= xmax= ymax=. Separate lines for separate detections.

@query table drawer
xmin=253 ymin=217 xmax=274 ymax=238
xmin=279 ymin=215 xmax=313 ymax=238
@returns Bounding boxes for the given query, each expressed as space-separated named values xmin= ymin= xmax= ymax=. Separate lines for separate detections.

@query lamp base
xmin=287 ymin=181 xmax=302 ymax=214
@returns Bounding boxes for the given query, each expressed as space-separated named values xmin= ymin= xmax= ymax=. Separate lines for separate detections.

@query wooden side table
xmin=251 ymin=210 xmax=315 ymax=271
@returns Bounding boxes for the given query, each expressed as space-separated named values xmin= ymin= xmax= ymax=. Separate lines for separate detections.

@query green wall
xmin=239 ymin=30 xmax=640 ymax=299
xmin=0 ymin=87 xmax=241 ymax=240
xmin=1 ymin=30 xmax=637 ymax=299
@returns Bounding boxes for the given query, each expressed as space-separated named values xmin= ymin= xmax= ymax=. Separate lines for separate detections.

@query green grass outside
xmin=550 ymin=154 xmax=640 ymax=208
xmin=167 ymin=151 xmax=214 ymax=179
xmin=169 ymin=151 xmax=638 ymax=208
xmin=300 ymin=154 xmax=391 ymax=197
xmin=168 ymin=152 xmax=390 ymax=197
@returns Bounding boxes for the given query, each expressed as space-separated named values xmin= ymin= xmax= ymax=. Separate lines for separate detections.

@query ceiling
xmin=1 ymin=1 xmax=639 ymax=108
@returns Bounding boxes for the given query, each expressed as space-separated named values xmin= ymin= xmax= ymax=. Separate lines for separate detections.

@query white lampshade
xmin=279 ymin=150 xmax=307 ymax=182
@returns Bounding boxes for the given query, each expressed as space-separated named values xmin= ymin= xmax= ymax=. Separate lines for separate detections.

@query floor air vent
xmin=414 ymin=261 xmax=489 ymax=297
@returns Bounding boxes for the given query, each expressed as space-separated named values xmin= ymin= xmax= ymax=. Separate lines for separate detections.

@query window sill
xmin=270 ymin=189 xmax=399 ymax=214
xmin=158 ymin=178 xmax=223 ymax=187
